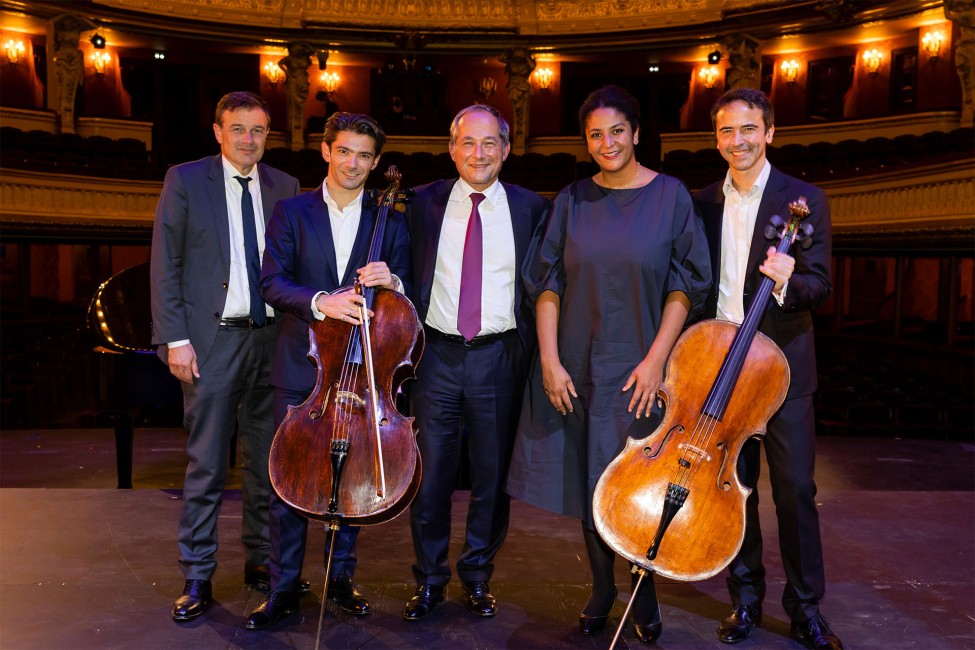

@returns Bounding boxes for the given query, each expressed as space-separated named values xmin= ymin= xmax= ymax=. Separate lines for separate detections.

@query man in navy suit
xmin=402 ymin=104 xmax=548 ymax=621
xmin=693 ymin=88 xmax=842 ymax=650
xmin=151 ymin=91 xmax=300 ymax=622
xmin=245 ymin=112 xmax=411 ymax=630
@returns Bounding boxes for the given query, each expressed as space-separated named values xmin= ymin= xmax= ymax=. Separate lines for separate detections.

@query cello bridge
xmin=335 ymin=391 xmax=365 ymax=409
xmin=677 ymin=443 xmax=711 ymax=462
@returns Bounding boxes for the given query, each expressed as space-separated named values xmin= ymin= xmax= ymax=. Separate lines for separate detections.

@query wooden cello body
xmin=268 ymin=168 xmax=423 ymax=526
xmin=593 ymin=320 xmax=788 ymax=581
xmin=593 ymin=197 xmax=812 ymax=582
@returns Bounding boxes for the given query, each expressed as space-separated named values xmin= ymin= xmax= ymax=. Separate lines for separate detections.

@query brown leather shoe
xmin=791 ymin=614 xmax=844 ymax=649
xmin=171 ymin=579 xmax=211 ymax=622
xmin=716 ymin=605 xmax=761 ymax=644
xmin=327 ymin=576 xmax=370 ymax=616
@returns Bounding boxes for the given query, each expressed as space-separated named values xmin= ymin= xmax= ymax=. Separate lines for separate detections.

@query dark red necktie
xmin=457 ymin=192 xmax=486 ymax=341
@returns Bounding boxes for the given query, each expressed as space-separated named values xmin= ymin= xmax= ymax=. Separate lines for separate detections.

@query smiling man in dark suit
xmin=693 ymin=88 xmax=841 ymax=650
xmin=150 ymin=91 xmax=300 ymax=622
xmin=402 ymin=104 xmax=548 ymax=621
xmin=244 ymin=112 xmax=411 ymax=630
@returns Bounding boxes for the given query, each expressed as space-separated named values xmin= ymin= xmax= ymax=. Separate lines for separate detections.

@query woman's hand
xmin=622 ymin=353 xmax=665 ymax=419
xmin=541 ymin=357 xmax=577 ymax=416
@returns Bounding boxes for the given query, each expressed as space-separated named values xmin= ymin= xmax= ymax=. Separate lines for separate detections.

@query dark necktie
xmin=233 ymin=176 xmax=265 ymax=326
xmin=457 ymin=192 xmax=486 ymax=341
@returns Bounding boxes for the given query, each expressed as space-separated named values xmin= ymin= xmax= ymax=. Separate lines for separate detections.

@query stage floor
xmin=1 ymin=428 xmax=972 ymax=649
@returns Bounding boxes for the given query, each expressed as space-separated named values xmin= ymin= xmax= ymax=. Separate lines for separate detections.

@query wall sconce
xmin=90 ymin=51 xmax=111 ymax=76
xmin=264 ymin=61 xmax=283 ymax=85
xmin=4 ymin=39 xmax=25 ymax=64
xmin=479 ymin=76 xmax=496 ymax=100
xmin=320 ymin=70 xmax=340 ymax=95
xmin=780 ymin=59 xmax=800 ymax=84
xmin=922 ymin=30 xmax=944 ymax=60
xmin=533 ymin=66 xmax=554 ymax=91
xmin=862 ymin=48 xmax=883 ymax=75
xmin=699 ymin=65 xmax=720 ymax=89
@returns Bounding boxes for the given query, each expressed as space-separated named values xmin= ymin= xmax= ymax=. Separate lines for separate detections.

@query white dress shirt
xmin=425 ymin=178 xmax=517 ymax=336
xmin=717 ymin=160 xmax=772 ymax=325
xmin=310 ymin=183 xmax=402 ymax=320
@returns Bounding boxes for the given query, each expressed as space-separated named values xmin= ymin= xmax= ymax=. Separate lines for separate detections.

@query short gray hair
xmin=449 ymin=104 xmax=510 ymax=148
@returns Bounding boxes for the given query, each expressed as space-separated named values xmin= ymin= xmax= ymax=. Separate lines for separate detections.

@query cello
xmin=267 ymin=167 xmax=423 ymax=641
xmin=592 ymin=198 xmax=813 ymax=647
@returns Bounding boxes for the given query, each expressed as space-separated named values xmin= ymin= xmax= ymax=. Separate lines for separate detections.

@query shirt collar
xmin=722 ymin=158 xmax=771 ymax=199
xmin=222 ymin=156 xmax=257 ymax=183
xmin=321 ymin=182 xmax=364 ymax=213
xmin=451 ymin=177 xmax=504 ymax=206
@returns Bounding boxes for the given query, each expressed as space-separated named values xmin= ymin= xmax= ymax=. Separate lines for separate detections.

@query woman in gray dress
xmin=507 ymin=85 xmax=711 ymax=644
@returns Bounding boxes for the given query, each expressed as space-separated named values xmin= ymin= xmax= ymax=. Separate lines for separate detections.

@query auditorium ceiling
xmin=0 ymin=0 xmax=946 ymax=60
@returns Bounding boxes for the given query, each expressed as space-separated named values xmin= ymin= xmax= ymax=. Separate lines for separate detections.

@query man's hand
xmin=167 ymin=343 xmax=199 ymax=384
xmin=759 ymin=246 xmax=795 ymax=293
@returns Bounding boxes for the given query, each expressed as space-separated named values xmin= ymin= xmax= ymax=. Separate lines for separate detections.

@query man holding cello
xmin=245 ymin=112 xmax=411 ymax=630
xmin=693 ymin=88 xmax=842 ymax=650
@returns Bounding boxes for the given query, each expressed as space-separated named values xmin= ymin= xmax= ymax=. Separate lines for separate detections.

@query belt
xmin=425 ymin=326 xmax=517 ymax=347
xmin=219 ymin=316 xmax=276 ymax=329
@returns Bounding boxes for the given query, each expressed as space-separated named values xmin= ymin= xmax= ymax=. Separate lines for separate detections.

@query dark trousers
xmin=727 ymin=394 xmax=826 ymax=622
xmin=178 ymin=325 xmax=277 ymax=580
xmin=268 ymin=386 xmax=359 ymax=593
xmin=409 ymin=330 xmax=525 ymax=586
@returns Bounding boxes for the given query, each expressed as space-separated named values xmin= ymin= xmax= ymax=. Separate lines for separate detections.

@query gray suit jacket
xmin=150 ymin=154 xmax=300 ymax=367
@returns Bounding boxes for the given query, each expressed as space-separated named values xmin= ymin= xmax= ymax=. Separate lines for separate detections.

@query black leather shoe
xmin=579 ymin=614 xmax=608 ymax=635
xmin=172 ymin=579 xmax=212 ymax=622
xmin=633 ymin=621 xmax=662 ymax=644
xmin=462 ymin=580 xmax=498 ymax=617
xmin=244 ymin=590 xmax=300 ymax=631
xmin=717 ymin=605 xmax=762 ymax=644
xmin=327 ymin=576 xmax=370 ymax=616
xmin=791 ymin=614 xmax=844 ymax=649
xmin=402 ymin=583 xmax=445 ymax=621
xmin=243 ymin=563 xmax=311 ymax=593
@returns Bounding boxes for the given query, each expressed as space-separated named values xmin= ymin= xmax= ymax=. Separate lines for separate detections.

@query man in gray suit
xmin=150 ymin=91 xmax=301 ymax=622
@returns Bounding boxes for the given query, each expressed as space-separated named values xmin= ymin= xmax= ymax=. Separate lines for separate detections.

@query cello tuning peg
xmin=765 ymin=225 xmax=779 ymax=240
xmin=800 ymin=236 xmax=813 ymax=250
xmin=769 ymin=214 xmax=784 ymax=228
xmin=802 ymin=223 xmax=814 ymax=237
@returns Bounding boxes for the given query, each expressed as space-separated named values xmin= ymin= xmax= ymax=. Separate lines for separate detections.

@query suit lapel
xmin=206 ymin=155 xmax=231 ymax=270
xmin=257 ymin=163 xmax=276 ymax=225
xmin=307 ymin=187 xmax=341 ymax=290
xmin=748 ymin=166 xmax=788 ymax=291
xmin=503 ymin=183 xmax=532 ymax=310
xmin=343 ymin=201 xmax=376 ymax=285
xmin=420 ymin=181 xmax=452 ymax=314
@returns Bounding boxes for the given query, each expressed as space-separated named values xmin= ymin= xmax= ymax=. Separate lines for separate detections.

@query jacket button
xmin=222 ymin=282 xmax=228 ymax=289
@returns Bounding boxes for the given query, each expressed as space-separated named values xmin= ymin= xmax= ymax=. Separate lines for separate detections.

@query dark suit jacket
xmin=693 ymin=165 xmax=832 ymax=399
xmin=259 ymin=186 xmax=413 ymax=392
xmin=407 ymin=178 xmax=549 ymax=354
xmin=150 ymin=154 xmax=300 ymax=367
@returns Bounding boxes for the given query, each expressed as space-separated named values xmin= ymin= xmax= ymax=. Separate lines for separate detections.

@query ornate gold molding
xmin=2 ymin=160 xmax=971 ymax=236
xmin=826 ymin=163 xmax=975 ymax=230
xmin=95 ymin=0 xmax=721 ymax=33
xmin=0 ymin=169 xmax=159 ymax=227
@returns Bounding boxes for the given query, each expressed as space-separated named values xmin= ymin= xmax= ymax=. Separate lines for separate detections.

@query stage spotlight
xmin=90 ymin=34 xmax=106 ymax=49
xmin=708 ymin=50 xmax=722 ymax=65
